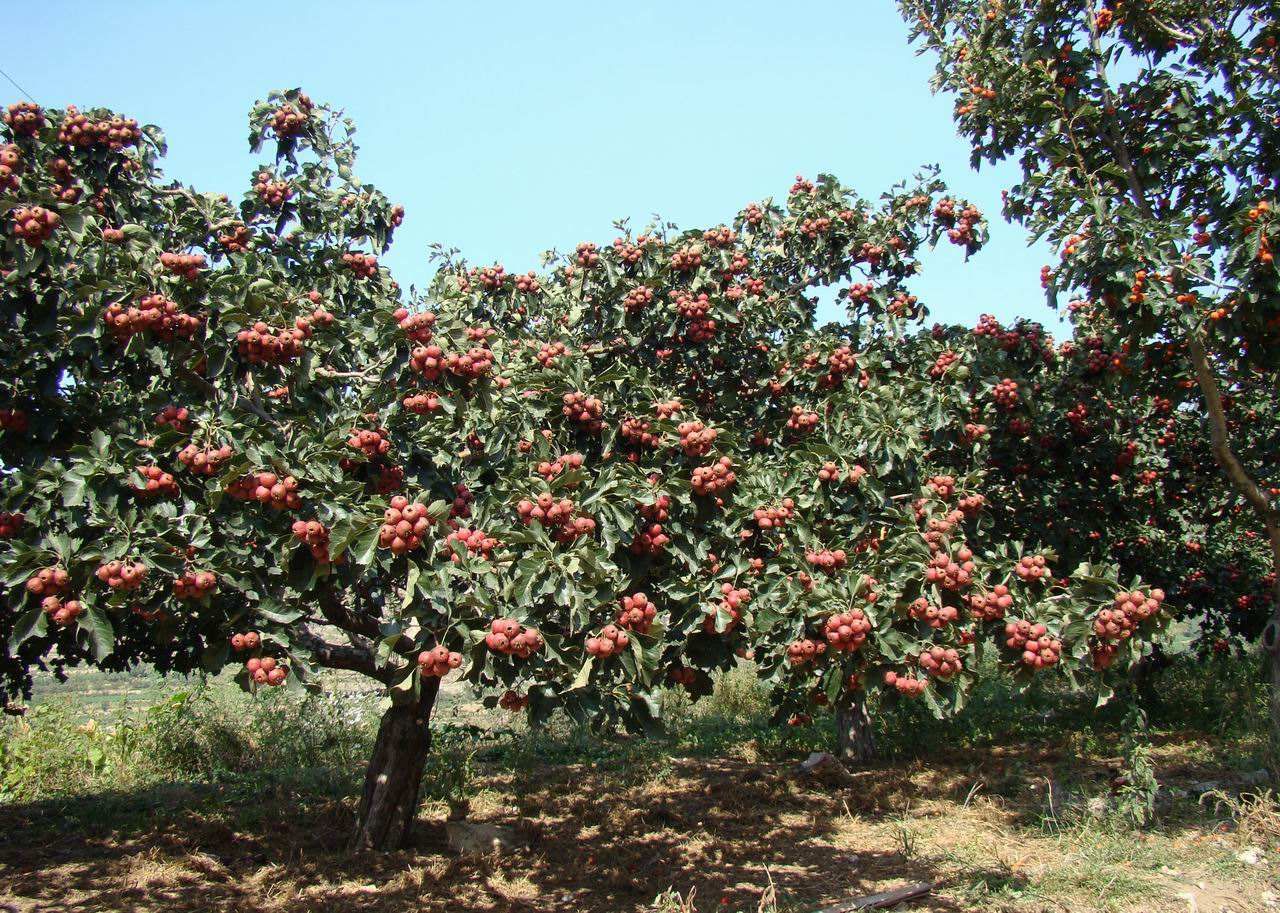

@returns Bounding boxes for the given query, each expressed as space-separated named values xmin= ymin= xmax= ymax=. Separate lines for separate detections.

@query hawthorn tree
xmin=899 ymin=0 xmax=1280 ymax=749
xmin=2 ymin=90 xmax=1171 ymax=850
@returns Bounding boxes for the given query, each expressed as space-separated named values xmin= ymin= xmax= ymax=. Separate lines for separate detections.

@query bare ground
xmin=1 ymin=736 xmax=1276 ymax=913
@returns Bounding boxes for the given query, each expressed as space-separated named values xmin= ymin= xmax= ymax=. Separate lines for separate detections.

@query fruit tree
xmin=899 ymin=0 xmax=1280 ymax=751
xmin=1 ymin=90 xmax=1170 ymax=850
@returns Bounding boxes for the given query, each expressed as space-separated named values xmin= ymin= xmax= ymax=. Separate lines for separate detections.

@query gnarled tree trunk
xmin=835 ymin=689 xmax=876 ymax=764
xmin=349 ymin=678 xmax=439 ymax=852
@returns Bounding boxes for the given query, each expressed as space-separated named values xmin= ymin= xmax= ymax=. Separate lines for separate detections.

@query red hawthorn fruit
xmin=95 ymin=559 xmax=147 ymax=591
xmin=485 ymin=619 xmax=543 ymax=657
xmin=823 ymin=609 xmax=871 ymax=651
xmin=585 ymin=623 xmax=630 ymax=658
xmin=786 ymin=637 xmax=827 ymax=666
xmin=617 ymin=592 xmax=657 ymax=633
xmin=10 ymin=206 xmax=60 ymax=246
xmin=883 ymin=670 xmax=927 ymax=696
xmin=417 ymin=644 xmax=464 ymax=678
xmin=174 ymin=570 xmax=217 ymax=600
xmin=0 ymin=511 xmax=24 ymax=538
xmin=379 ymin=496 xmax=432 ymax=554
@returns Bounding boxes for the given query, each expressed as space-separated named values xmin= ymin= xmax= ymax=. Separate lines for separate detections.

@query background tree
xmin=898 ymin=0 xmax=1280 ymax=752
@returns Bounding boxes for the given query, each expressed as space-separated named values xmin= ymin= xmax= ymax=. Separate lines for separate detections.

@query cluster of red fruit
xmin=443 ymin=527 xmax=500 ymax=561
xmin=817 ymin=462 xmax=866 ymax=486
xmin=154 ymin=404 xmax=190 ymax=432
xmin=0 ymin=511 xmax=23 ymax=538
xmin=677 ymin=421 xmax=717 ymax=456
xmin=575 ymin=241 xmax=600 ymax=268
xmin=1014 ymin=554 xmax=1052 ymax=582
xmin=3 ymin=102 xmax=44 ymax=136
xmin=586 ymin=624 xmax=631 ymax=658
xmin=516 ymin=494 xmax=596 ymax=543
xmin=702 ymin=583 xmax=751 ymax=633
xmin=217 ymin=223 xmax=251 ymax=252
xmin=228 ymin=471 xmax=302 ymax=511
xmin=134 ymin=464 xmax=179 ymax=498
xmin=992 ymin=378 xmax=1020 ymax=409
xmin=910 ymin=597 xmax=960 ymax=628
xmin=174 ymin=570 xmax=217 ymax=600
xmin=158 ymin=251 xmax=205 ymax=281
xmin=417 ymin=645 xmax=463 ymax=678
xmin=967 ymin=584 xmax=1013 ymax=621
xmin=536 ymin=341 xmax=567 ymax=367
xmin=379 ymin=496 xmax=432 ymax=554
xmin=27 ymin=568 xmax=82 ymax=625
xmin=918 ymin=646 xmax=963 ymax=679
xmin=925 ymin=547 xmax=975 ymax=591
xmin=616 ymin=593 xmax=657 ymax=633
xmin=624 ymin=285 xmax=654 ymax=313
xmin=499 ymin=690 xmax=529 ymax=711
xmin=934 ymin=198 xmax=983 ymax=246
xmin=347 ymin=427 xmax=392 ymax=459
xmin=342 ymin=252 xmax=378 ymax=278
xmin=823 ymin=609 xmax=871 ymax=651
xmin=291 ymin=519 xmax=332 ymax=563
xmin=103 ymin=294 xmax=202 ymax=341
xmin=58 ymin=106 xmax=140 ymax=149
xmin=253 ymin=171 xmax=293 ymax=208
xmin=630 ymin=496 xmax=672 ymax=555
xmin=0 ymin=144 xmax=22 ymax=193
xmin=393 ymin=307 xmax=436 ymax=343
xmin=669 ymin=245 xmax=702 ymax=271
xmin=786 ymin=637 xmax=827 ymax=666
xmin=245 ymin=656 xmax=287 ymax=686
xmin=804 ymin=548 xmax=847 ymax=572
xmin=270 ymin=97 xmax=312 ymax=138
xmin=673 ymin=290 xmax=711 ymax=320
xmin=785 ymin=406 xmax=819 ymax=434
xmin=884 ymin=670 xmax=928 ymax=696
xmin=1093 ymin=589 xmax=1164 ymax=641
xmin=236 ymin=319 xmax=311 ymax=365
xmin=42 ymin=594 xmax=84 ymax=626
xmin=620 ymin=417 xmax=660 ymax=449
xmin=177 ymin=443 xmax=233 ymax=476
xmin=691 ymin=457 xmax=736 ymax=496
xmin=95 ymin=560 xmax=146 ymax=591
xmin=929 ymin=350 xmax=959 ymax=378
xmin=562 ymin=392 xmax=604 ymax=432
xmin=403 ymin=392 xmax=441 ymax=414
xmin=10 ymin=206 xmax=60 ymax=246
xmin=958 ymin=494 xmax=984 ymax=516
xmin=230 ymin=631 xmax=261 ymax=651
xmin=26 ymin=566 xmax=70 ymax=597
xmin=926 ymin=475 xmax=956 ymax=498
xmin=1004 ymin=620 xmax=1061 ymax=668
xmin=535 ymin=451 xmax=584 ymax=480
xmin=655 ymin=399 xmax=683 ymax=419
xmin=485 ymin=619 xmax=543 ymax=657
xmin=752 ymin=499 xmax=795 ymax=531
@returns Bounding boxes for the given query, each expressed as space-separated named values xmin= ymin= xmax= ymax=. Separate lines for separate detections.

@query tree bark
xmin=349 ymin=677 xmax=439 ymax=852
xmin=835 ymin=690 xmax=876 ymax=764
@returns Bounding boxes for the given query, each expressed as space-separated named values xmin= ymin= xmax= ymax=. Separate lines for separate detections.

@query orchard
xmin=1 ymin=4 xmax=1275 ymax=863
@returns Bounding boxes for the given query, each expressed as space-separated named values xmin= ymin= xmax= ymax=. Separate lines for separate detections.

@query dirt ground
xmin=1 ymin=738 xmax=1276 ymax=913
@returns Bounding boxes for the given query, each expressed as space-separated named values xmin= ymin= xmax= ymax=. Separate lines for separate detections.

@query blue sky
xmin=5 ymin=1 xmax=1059 ymax=329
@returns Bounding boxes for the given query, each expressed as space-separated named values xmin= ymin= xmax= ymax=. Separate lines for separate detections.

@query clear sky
xmin=5 ymin=1 xmax=1060 ymax=330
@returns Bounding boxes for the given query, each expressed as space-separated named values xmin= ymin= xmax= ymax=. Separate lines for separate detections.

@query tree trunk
xmin=349 ymin=678 xmax=439 ymax=852
xmin=835 ymin=690 xmax=876 ymax=764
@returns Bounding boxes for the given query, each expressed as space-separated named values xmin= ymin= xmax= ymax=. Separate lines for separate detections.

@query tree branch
xmin=292 ymin=626 xmax=390 ymax=682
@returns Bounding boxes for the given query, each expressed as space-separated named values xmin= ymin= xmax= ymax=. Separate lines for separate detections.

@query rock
xmin=1237 ymin=847 xmax=1264 ymax=866
xmin=445 ymin=820 xmax=530 ymax=856
xmin=798 ymin=751 xmax=855 ymax=787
